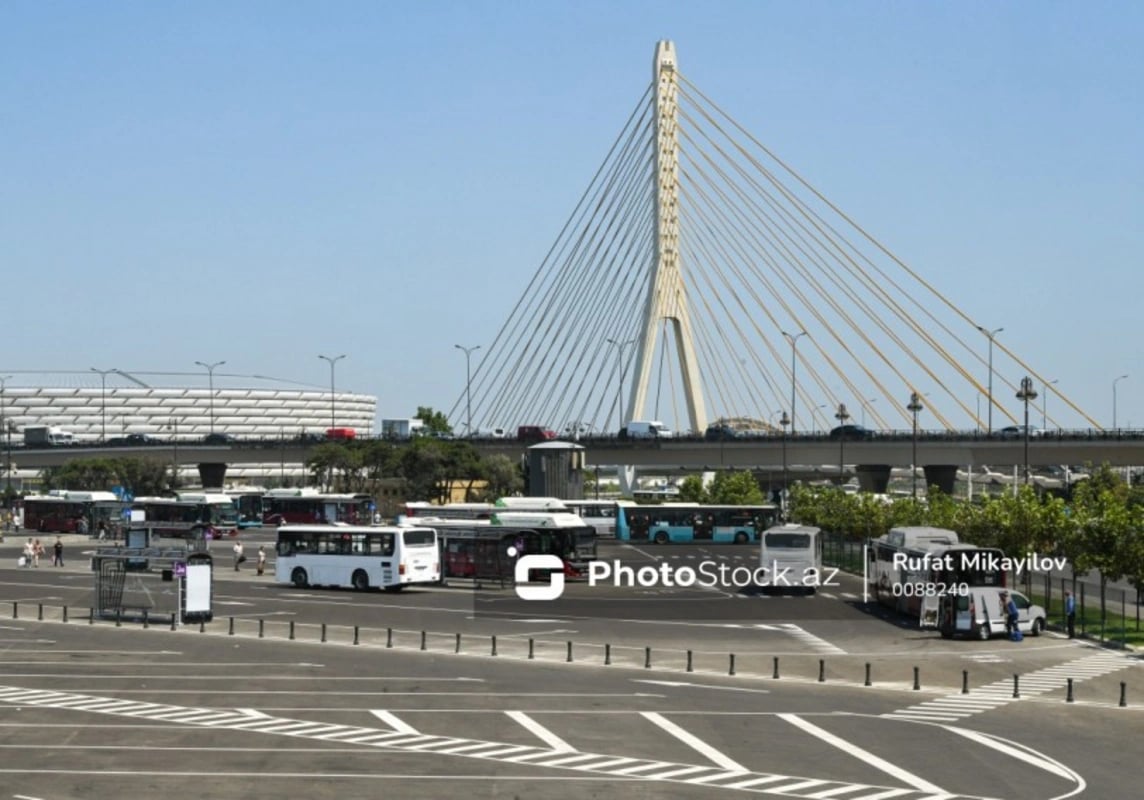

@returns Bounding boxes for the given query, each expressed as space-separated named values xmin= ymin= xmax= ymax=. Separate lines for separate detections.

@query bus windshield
xmin=765 ymin=532 xmax=811 ymax=549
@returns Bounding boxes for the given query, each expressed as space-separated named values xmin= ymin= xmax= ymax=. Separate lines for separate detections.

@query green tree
xmin=480 ymin=454 xmax=524 ymax=500
xmin=415 ymin=406 xmax=453 ymax=435
xmin=676 ymin=474 xmax=707 ymax=503
xmin=707 ymin=470 xmax=764 ymax=505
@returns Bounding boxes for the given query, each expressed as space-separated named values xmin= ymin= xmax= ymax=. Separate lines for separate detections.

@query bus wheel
xmin=733 ymin=532 xmax=749 ymax=544
xmin=351 ymin=570 xmax=370 ymax=591
xmin=291 ymin=568 xmax=309 ymax=588
xmin=653 ymin=531 xmax=669 ymax=545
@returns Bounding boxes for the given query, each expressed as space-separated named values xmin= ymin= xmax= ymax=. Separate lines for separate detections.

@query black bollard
xmin=199 ymin=619 xmax=205 ymax=633
xmin=567 ymin=641 xmax=573 ymax=663
xmin=142 ymin=610 xmax=149 ymax=629
xmin=819 ymin=659 xmax=825 ymax=683
xmin=116 ymin=608 xmax=122 ymax=628
xmin=645 ymin=647 xmax=652 ymax=669
xmin=913 ymin=666 xmax=920 ymax=691
xmin=11 ymin=602 xmax=16 ymax=619
xmin=1066 ymin=678 xmax=1074 ymax=703
xmin=386 ymin=628 xmax=393 ymax=648
xmin=729 ymin=654 xmax=736 ymax=676
xmin=63 ymin=606 xmax=68 ymax=624
xmin=169 ymin=613 xmax=176 ymax=631
xmin=90 ymin=608 xmax=95 ymax=626
xmin=1120 ymin=682 xmax=1127 ymax=708
xmin=455 ymin=633 xmax=461 ymax=653
xmin=773 ymin=656 xmax=780 ymax=679
xmin=864 ymin=663 xmax=871 ymax=687
xmin=229 ymin=617 xmax=235 ymax=636
xmin=528 ymin=638 xmax=535 ymax=660
xmin=259 ymin=619 xmax=265 ymax=639
xmin=605 ymin=643 xmax=611 ymax=666
xmin=686 ymin=650 xmax=693 ymax=673
xmin=491 ymin=635 xmax=497 ymax=656
xmin=420 ymin=630 xmax=426 ymax=651
xmin=353 ymin=625 xmax=360 ymax=646
xmin=321 ymin=623 xmax=327 ymax=643
xmin=962 ymin=670 xmax=969 ymax=695
xmin=289 ymin=621 xmax=295 ymax=640
xmin=1012 ymin=674 xmax=1020 ymax=699
xmin=38 ymin=603 xmax=43 ymax=621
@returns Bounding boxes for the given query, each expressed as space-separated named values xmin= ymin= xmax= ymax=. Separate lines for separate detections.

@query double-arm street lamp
xmin=834 ymin=403 xmax=850 ymax=482
xmin=90 ymin=367 xmax=118 ymax=442
xmin=976 ymin=326 xmax=1003 ymax=435
xmin=907 ymin=392 xmax=923 ymax=499
xmin=195 ymin=360 xmax=226 ymax=435
xmin=1016 ymin=377 xmax=1038 ymax=485
xmin=605 ymin=338 xmax=636 ymax=433
xmin=1113 ymin=374 xmax=1129 ymax=430
xmin=318 ymin=354 xmax=346 ymax=430
xmin=454 ymin=344 xmax=480 ymax=436
xmin=782 ymin=330 xmax=807 ymax=433
xmin=779 ymin=410 xmax=790 ymax=519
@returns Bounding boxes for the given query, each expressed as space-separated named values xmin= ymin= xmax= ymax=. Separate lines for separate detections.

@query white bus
xmin=759 ymin=523 xmax=822 ymax=593
xmin=275 ymin=525 xmax=439 ymax=591
xmin=561 ymin=499 xmax=633 ymax=538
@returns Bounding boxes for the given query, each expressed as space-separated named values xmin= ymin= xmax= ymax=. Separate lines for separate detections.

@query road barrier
xmin=865 ymin=663 xmax=871 ymax=687
xmin=913 ymin=666 xmax=920 ymax=691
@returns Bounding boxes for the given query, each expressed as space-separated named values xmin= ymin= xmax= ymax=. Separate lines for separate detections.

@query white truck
xmin=381 ymin=418 xmax=425 ymax=440
xmin=23 ymin=426 xmax=74 ymax=446
xmin=625 ymin=420 xmax=674 ymax=439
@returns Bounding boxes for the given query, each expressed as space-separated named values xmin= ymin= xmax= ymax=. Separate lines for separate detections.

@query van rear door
xmin=919 ymin=591 xmax=940 ymax=628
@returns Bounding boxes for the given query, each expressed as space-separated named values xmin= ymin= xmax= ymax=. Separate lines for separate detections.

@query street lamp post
xmin=90 ymin=367 xmax=117 ymax=442
xmin=1016 ymin=377 xmax=1038 ymax=485
xmin=454 ymin=344 xmax=480 ymax=436
xmin=976 ymin=326 xmax=1003 ymax=435
xmin=834 ymin=403 xmax=850 ymax=482
xmin=195 ymin=360 xmax=226 ymax=435
xmin=782 ymin=330 xmax=808 ymax=433
xmin=779 ymin=411 xmax=790 ymax=519
xmin=1042 ymin=379 xmax=1058 ymax=431
xmin=908 ymin=392 xmax=923 ymax=499
xmin=605 ymin=338 xmax=636 ymax=433
xmin=0 ymin=375 xmax=11 ymax=495
xmin=318 ymin=354 xmax=346 ymax=430
xmin=861 ymin=397 xmax=877 ymax=429
xmin=167 ymin=418 xmax=179 ymax=489
xmin=1113 ymin=374 xmax=1129 ymax=430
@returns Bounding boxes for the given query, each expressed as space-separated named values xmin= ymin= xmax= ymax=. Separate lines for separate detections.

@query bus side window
xmin=380 ymin=534 xmax=395 ymax=557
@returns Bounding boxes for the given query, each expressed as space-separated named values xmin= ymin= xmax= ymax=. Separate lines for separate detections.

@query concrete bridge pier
xmin=198 ymin=463 xmax=227 ymax=489
xmin=854 ymin=465 xmax=891 ymax=493
xmin=923 ymin=465 xmax=958 ymax=496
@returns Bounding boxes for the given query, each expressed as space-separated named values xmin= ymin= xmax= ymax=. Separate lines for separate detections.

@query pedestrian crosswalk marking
xmin=0 ymin=684 xmax=1000 ymax=799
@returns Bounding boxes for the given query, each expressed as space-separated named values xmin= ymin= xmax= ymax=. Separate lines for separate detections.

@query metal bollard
xmin=199 ymin=619 xmax=205 ymax=633
xmin=289 ymin=621 xmax=295 ymax=640
xmin=1120 ymin=682 xmax=1127 ymax=708
xmin=63 ymin=606 xmax=68 ymax=624
xmin=686 ymin=650 xmax=693 ymax=673
xmin=90 ymin=608 xmax=95 ymax=625
xmin=169 ymin=613 xmax=176 ymax=631
xmin=229 ymin=617 xmax=235 ymax=636
xmin=116 ymin=609 xmax=122 ymax=628
xmin=142 ymin=610 xmax=149 ymax=629
xmin=773 ymin=656 xmax=780 ymax=679
xmin=11 ymin=602 xmax=16 ymax=619
xmin=962 ymin=670 xmax=969 ymax=695
xmin=528 ymin=638 xmax=535 ymax=660
xmin=321 ymin=623 xmax=327 ymax=643
xmin=645 ymin=647 xmax=652 ymax=669
xmin=913 ymin=666 xmax=921 ymax=690
xmin=567 ymin=641 xmax=573 ymax=663
xmin=1013 ymin=674 xmax=1020 ymax=699
xmin=864 ymin=663 xmax=871 ymax=687
xmin=729 ymin=654 xmax=736 ymax=676
xmin=491 ymin=635 xmax=497 ymax=656
xmin=1066 ymin=678 xmax=1074 ymax=703
xmin=353 ymin=625 xmax=360 ymax=646
xmin=386 ymin=628 xmax=393 ymax=648
xmin=819 ymin=659 xmax=826 ymax=683
xmin=259 ymin=619 xmax=265 ymax=639
xmin=454 ymin=633 xmax=461 ymax=653
xmin=38 ymin=603 xmax=43 ymax=621
xmin=605 ymin=643 xmax=611 ymax=666
xmin=420 ymin=630 xmax=426 ymax=650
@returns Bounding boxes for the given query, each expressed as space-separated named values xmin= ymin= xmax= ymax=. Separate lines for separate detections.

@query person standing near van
xmin=1065 ymin=590 xmax=1076 ymax=638
xmin=1002 ymin=591 xmax=1019 ymax=637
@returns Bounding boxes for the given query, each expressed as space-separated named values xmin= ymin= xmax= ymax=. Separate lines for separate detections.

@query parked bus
xmin=561 ymin=499 xmax=633 ymax=538
xmin=401 ymin=501 xmax=497 ymax=521
xmin=616 ymin=503 xmax=780 ymax=544
xmin=489 ymin=511 xmax=597 ymax=571
xmin=759 ymin=523 xmax=822 ymax=594
xmin=867 ymin=526 xmax=1007 ymax=624
xmin=262 ymin=488 xmax=373 ymax=526
xmin=434 ymin=523 xmax=585 ymax=584
xmin=275 ymin=525 xmax=439 ymax=591
xmin=23 ymin=491 xmax=126 ymax=534
xmin=133 ymin=495 xmax=239 ymax=540
xmin=225 ymin=487 xmax=267 ymax=529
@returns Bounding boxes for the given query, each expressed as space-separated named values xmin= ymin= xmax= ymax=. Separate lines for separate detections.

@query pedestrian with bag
xmin=22 ymin=538 xmax=34 ymax=568
xmin=233 ymin=540 xmax=245 ymax=571
xmin=256 ymin=546 xmax=266 ymax=576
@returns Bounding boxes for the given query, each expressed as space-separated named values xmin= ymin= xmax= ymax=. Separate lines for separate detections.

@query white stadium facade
xmin=0 ymin=375 xmax=378 ymax=486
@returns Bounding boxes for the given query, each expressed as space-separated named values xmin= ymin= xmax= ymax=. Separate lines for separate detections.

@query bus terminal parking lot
xmin=0 ymin=616 xmax=1140 ymax=800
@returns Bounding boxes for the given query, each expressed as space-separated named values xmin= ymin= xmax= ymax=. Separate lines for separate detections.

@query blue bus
xmin=225 ymin=488 xmax=267 ymax=529
xmin=616 ymin=503 xmax=780 ymax=544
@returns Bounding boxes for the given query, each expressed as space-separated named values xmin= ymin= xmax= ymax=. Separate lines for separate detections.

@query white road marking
xmin=945 ymin=727 xmax=1081 ymax=782
xmin=369 ymin=710 xmax=418 ymax=735
xmin=777 ymin=713 xmax=946 ymax=794
xmin=505 ymin=711 xmax=575 ymax=752
xmin=632 ymin=680 xmax=770 ymax=695
xmin=639 ymin=711 xmax=747 ymax=773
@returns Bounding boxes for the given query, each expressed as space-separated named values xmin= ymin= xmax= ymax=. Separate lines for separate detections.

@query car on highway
xmin=107 ymin=433 xmax=159 ymax=446
xmin=203 ymin=432 xmax=234 ymax=444
xmin=997 ymin=425 xmax=1044 ymax=440
xmin=704 ymin=423 xmax=742 ymax=441
xmin=828 ymin=424 xmax=874 ymax=440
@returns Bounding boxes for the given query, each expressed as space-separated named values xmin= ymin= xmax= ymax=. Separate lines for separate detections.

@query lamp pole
xmin=834 ymin=403 xmax=850 ymax=482
xmin=1113 ymin=374 xmax=1128 ymax=430
xmin=90 ymin=367 xmax=117 ymax=442
xmin=0 ymin=375 xmax=11 ymax=495
xmin=1042 ymin=379 xmax=1058 ymax=431
xmin=454 ymin=344 xmax=480 ymax=436
xmin=605 ymin=338 xmax=636 ymax=433
xmin=861 ymin=397 xmax=877 ymax=429
xmin=168 ymin=418 xmax=179 ymax=489
xmin=779 ymin=410 xmax=790 ymax=519
xmin=318 ymin=354 xmax=346 ymax=429
xmin=194 ymin=360 xmax=226 ymax=435
xmin=908 ymin=392 xmax=923 ymax=499
xmin=976 ymin=326 xmax=1003 ymax=435
xmin=782 ymin=330 xmax=807 ymax=433
xmin=1016 ymin=377 xmax=1038 ymax=485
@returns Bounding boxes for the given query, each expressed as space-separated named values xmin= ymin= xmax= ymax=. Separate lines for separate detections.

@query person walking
xmin=32 ymin=539 xmax=44 ymax=568
xmin=97 ymin=520 xmax=108 ymax=541
xmin=53 ymin=537 xmax=64 ymax=567
xmin=233 ymin=540 xmax=245 ymax=571
xmin=1065 ymin=590 xmax=1077 ymax=639
xmin=22 ymin=538 xmax=34 ymax=568
xmin=256 ymin=546 xmax=267 ymax=576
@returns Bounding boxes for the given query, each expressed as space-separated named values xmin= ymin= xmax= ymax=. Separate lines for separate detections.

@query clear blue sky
xmin=2 ymin=2 xmax=1141 ymax=428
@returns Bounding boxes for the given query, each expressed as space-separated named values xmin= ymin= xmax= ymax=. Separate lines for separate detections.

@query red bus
xmin=23 ymin=491 xmax=126 ymax=534
xmin=262 ymin=489 xmax=374 ymax=526
xmin=133 ymin=495 xmax=239 ymax=540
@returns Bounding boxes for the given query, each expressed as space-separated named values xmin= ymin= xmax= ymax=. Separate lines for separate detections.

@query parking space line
xmin=639 ymin=711 xmax=747 ymax=772
xmin=505 ymin=710 xmax=575 ymax=752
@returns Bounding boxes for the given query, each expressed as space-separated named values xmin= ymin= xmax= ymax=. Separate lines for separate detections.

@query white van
xmin=625 ymin=420 xmax=674 ymax=439
xmin=937 ymin=587 xmax=1047 ymax=640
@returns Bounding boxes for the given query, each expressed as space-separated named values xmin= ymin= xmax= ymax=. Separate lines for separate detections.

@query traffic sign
xmin=174 ymin=562 xmax=187 ymax=577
